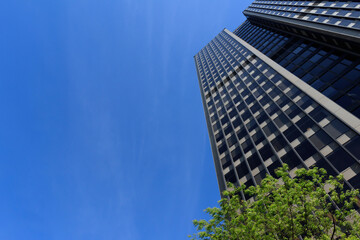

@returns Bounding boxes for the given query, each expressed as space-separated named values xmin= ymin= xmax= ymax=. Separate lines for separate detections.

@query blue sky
xmin=0 ymin=1 xmax=252 ymax=239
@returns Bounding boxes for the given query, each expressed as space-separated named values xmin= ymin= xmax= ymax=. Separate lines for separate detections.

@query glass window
xmin=256 ymin=111 xmax=268 ymax=124
xmin=267 ymin=160 xmax=282 ymax=177
xmin=276 ymin=94 xmax=291 ymax=108
xmin=266 ymin=104 xmax=280 ymax=116
xmin=302 ymin=73 xmax=315 ymax=83
xmin=319 ymin=58 xmax=335 ymax=69
xmin=263 ymin=122 xmax=278 ymax=136
xmin=211 ymin=114 xmax=218 ymax=123
xmin=349 ymin=174 xmax=360 ymax=189
xmin=245 ymin=95 xmax=256 ymax=105
xmin=281 ymin=150 xmax=302 ymax=169
xmin=311 ymin=79 xmax=327 ymax=91
xmin=309 ymin=130 xmax=333 ymax=149
xmin=241 ymin=110 xmax=252 ymax=121
xmin=229 ymin=108 xmax=237 ymax=119
xmin=224 ymin=124 xmax=233 ymax=135
xmin=227 ymin=134 xmax=238 ymax=147
xmin=231 ymin=146 xmax=242 ymax=161
xmin=332 ymin=78 xmax=353 ymax=92
xmin=332 ymin=63 xmax=348 ymax=74
xmin=259 ymin=144 xmax=274 ymax=160
xmin=323 ymin=86 xmax=342 ymax=99
xmin=218 ymin=143 xmax=228 ymax=154
xmin=246 ymin=119 xmax=257 ymax=132
xmin=320 ymin=71 xmax=337 ymax=83
xmin=293 ymin=67 xmax=306 ymax=77
xmin=277 ymin=79 xmax=292 ymax=91
xmin=274 ymin=113 xmax=289 ymax=128
xmin=232 ymin=117 xmax=242 ymax=129
xmin=269 ymin=87 xmax=282 ymax=99
xmin=324 ymin=119 xmax=350 ymax=139
xmin=286 ymin=63 xmax=298 ymax=71
xmin=215 ymin=132 xmax=224 ymax=142
xmin=316 ymin=158 xmax=337 ymax=176
xmin=254 ymin=170 xmax=267 ymax=185
xmin=352 ymin=106 xmax=360 ymax=118
xmin=252 ymin=130 xmax=265 ymax=145
xmin=344 ymin=135 xmax=360 ymax=159
xmin=309 ymin=106 xmax=331 ymax=122
xmin=327 ymin=148 xmax=357 ymax=172
xmin=343 ymin=68 xmax=360 ymax=84
xmin=287 ymin=86 xmax=301 ymax=99
xmin=283 ymin=125 xmax=302 ymax=142
xmin=296 ymin=115 xmax=316 ymax=132
xmin=221 ymin=115 xmax=229 ymax=125
xmin=310 ymin=65 xmax=325 ymax=76
xmin=271 ymin=135 xmax=288 ymax=151
xmin=247 ymin=153 xmax=262 ymax=170
xmin=250 ymin=102 xmax=261 ymax=113
xmin=295 ymin=140 xmax=317 ymax=160
xmin=221 ymin=155 xmax=232 ymax=169
xmin=350 ymin=11 xmax=360 ymax=18
xmin=347 ymin=85 xmax=360 ymax=102
xmin=309 ymin=53 xmax=323 ymax=63
xmin=339 ymin=19 xmax=352 ymax=27
xmin=297 ymin=95 xmax=313 ymax=110
xmin=299 ymin=49 xmax=313 ymax=59
xmin=293 ymin=46 xmax=303 ymax=54
xmin=225 ymin=170 xmax=237 ymax=184
xmin=241 ymin=138 xmax=254 ymax=153
xmin=244 ymin=179 xmax=255 ymax=190
xmin=236 ymin=161 xmax=249 ymax=178
xmin=336 ymin=94 xmax=358 ymax=111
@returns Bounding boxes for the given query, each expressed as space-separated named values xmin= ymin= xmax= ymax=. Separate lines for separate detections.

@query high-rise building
xmin=194 ymin=0 xmax=360 ymax=198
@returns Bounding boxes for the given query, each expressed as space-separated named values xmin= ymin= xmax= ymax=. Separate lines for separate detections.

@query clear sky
xmin=0 ymin=1 xmax=252 ymax=239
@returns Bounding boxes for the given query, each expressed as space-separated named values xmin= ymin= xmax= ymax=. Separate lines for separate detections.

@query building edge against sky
xmin=194 ymin=0 xmax=360 ymax=198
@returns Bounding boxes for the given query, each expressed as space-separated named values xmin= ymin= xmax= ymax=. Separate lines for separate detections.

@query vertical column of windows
xmin=214 ymin=35 xmax=277 ymax=186
xmin=210 ymin=38 xmax=261 ymax=189
xmin=204 ymin=42 xmax=246 ymax=190
xmin=195 ymin=51 xmax=230 ymax=193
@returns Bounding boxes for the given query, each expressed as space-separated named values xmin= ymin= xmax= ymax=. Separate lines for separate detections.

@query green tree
xmin=190 ymin=165 xmax=360 ymax=240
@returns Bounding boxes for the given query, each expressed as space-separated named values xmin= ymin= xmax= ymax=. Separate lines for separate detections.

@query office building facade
xmin=194 ymin=0 xmax=360 ymax=197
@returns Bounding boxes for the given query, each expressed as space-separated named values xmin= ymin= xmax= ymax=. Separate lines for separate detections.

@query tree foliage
xmin=190 ymin=165 xmax=360 ymax=240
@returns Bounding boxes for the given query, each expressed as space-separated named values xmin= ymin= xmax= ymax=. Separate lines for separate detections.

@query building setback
xmin=194 ymin=0 xmax=360 ymax=198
